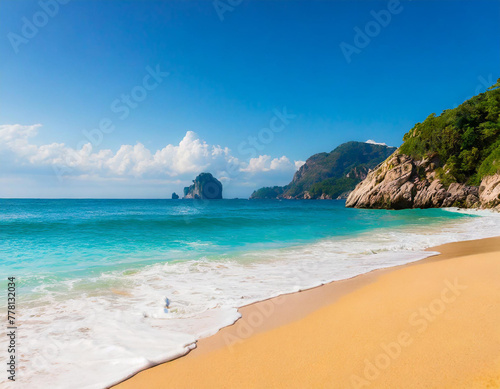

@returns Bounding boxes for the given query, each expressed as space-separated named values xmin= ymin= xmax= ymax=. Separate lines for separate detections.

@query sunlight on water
xmin=1 ymin=199 xmax=499 ymax=388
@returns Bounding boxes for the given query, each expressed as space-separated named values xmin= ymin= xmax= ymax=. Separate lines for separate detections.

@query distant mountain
xmin=346 ymin=79 xmax=500 ymax=209
xmin=250 ymin=141 xmax=396 ymax=199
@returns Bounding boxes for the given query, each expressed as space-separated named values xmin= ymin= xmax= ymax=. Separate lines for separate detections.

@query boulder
xmin=441 ymin=183 xmax=479 ymax=208
xmin=479 ymin=173 xmax=500 ymax=209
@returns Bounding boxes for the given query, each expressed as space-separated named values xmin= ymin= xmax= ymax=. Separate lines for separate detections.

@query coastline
xmin=113 ymin=236 xmax=500 ymax=388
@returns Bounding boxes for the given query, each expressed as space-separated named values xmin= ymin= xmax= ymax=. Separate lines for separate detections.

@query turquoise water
xmin=1 ymin=199 xmax=465 ymax=287
xmin=3 ymin=199 xmax=499 ymax=389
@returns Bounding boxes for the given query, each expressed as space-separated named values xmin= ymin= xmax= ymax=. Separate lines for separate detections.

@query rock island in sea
xmin=183 ymin=172 xmax=223 ymax=199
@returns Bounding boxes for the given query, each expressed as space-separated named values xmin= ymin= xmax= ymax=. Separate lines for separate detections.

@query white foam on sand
xmin=3 ymin=211 xmax=500 ymax=389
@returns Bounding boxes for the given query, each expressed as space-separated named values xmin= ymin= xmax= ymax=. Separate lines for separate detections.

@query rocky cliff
xmin=347 ymin=79 xmax=500 ymax=210
xmin=345 ymin=152 xmax=500 ymax=209
xmin=183 ymin=173 xmax=223 ymax=199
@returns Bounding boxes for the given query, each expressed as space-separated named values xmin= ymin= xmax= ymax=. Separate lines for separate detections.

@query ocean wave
xmin=2 ymin=211 xmax=500 ymax=389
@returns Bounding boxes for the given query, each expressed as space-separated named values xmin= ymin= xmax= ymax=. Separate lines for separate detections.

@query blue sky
xmin=0 ymin=0 xmax=499 ymax=198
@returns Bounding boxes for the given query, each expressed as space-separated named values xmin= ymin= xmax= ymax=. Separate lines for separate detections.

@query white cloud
xmin=294 ymin=160 xmax=306 ymax=169
xmin=240 ymin=155 xmax=299 ymax=174
xmin=0 ymin=125 xmax=303 ymax=183
xmin=365 ymin=139 xmax=388 ymax=146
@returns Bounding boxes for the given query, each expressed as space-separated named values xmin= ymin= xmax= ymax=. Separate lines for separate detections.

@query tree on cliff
xmin=346 ymin=78 xmax=500 ymax=209
xmin=399 ymin=78 xmax=500 ymax=186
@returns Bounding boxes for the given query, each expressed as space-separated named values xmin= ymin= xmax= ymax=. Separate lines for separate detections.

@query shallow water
xmin=1 ymin=199 xmax=499 ymax=388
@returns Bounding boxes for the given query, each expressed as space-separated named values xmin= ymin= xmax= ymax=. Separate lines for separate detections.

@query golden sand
xmin=114 ymin=237 xmax=500 ymax=389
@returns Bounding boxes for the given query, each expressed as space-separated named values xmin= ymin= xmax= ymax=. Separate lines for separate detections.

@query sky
xmin=0 ymin=0 xmax=499 ymax=198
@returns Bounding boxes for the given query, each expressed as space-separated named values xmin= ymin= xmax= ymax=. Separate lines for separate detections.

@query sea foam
xmin=2 ymin=209 xmax=500 ymax=389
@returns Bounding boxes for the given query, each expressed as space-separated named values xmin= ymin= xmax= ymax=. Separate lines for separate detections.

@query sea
xmin=1 ymin=199 xmax=499 ymax=388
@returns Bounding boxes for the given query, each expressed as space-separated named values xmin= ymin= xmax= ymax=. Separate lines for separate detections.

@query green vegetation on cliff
xmin=308 ymin=176 xmax=359 ymax=199
xmin=250 ymin=141 xmax=396 ymax=199
xmin=399 ymin=79 xmax=500 ymax=186
xmin=250 ymin=186 xmax=285 ymax=199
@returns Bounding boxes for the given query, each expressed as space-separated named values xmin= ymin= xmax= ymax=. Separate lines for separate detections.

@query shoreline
xmin=112 ymin=235 xmax=500 ymax=388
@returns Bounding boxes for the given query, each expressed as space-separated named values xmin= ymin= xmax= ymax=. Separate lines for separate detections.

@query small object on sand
xmin=164 ymin=297 xmax=171 ymax=313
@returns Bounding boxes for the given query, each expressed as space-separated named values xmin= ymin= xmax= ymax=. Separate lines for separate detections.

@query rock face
xmin=346 ymin=78 xmax=500 ymax=210
xmin=479 ymin=174 xmax=500 ymax=208
xmin=346 ymin=152 xmax=499 ymax=210
xmin=171 ymin=192 xmax=179 ymax=199
xmin=183 ymin=173 xmax=223 ymax=199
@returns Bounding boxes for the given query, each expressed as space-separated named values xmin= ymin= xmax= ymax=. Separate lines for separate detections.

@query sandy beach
xmin=113 ymin=236 xmax=500 ymax=389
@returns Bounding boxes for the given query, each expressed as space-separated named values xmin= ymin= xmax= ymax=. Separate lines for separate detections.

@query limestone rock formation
xmin=479 ymin=173 xmax=500 ymax=209
xmin=346 ymin=78 xmax=500 ymax=210
xmin=346 ymin=152 xmax=498 ymax=210
xmin=183 ymin=173 xmax=223 ymax=199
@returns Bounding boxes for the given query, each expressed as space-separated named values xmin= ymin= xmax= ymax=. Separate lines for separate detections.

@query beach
xmin=114 ymin=236 xmax=500 ymax=389
xmin=3 ymin=0 xmax=500 ymax=387
xmin=5 ymin=200 xmax=500 ymax=388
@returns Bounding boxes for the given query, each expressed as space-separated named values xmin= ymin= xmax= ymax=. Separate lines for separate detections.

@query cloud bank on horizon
xmin=0 ymin=124 xmax=305 ymax=197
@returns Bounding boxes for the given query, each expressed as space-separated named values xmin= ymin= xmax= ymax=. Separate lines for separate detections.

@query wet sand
xmin=113 ymin=236 xmax=500 ymax=389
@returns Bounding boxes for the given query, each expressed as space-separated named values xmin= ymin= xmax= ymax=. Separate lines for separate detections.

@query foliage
xmin=250 ymin=186 xmax=285 ymax=199
xmin=250 ymin=142 xmax=396 ymax=199
xmin=399 ymin=78 xmax=500 ymax=185
xmin=477 ymin=141 xmax=500 ymax=178
xmin=308 ymin=176 xmax=359 ymax=198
